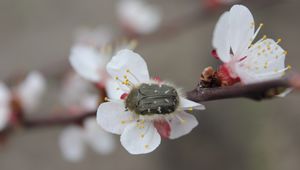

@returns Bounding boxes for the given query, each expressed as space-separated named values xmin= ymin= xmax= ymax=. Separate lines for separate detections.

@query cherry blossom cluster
xmin=0 ymin=2 xmax=294 ymax=162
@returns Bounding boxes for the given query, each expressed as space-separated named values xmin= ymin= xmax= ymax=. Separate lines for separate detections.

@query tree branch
xmin=23 ymin=111 xmax=95 ymax=129
xmin=186 ymin=73 xmax=300 ymax=102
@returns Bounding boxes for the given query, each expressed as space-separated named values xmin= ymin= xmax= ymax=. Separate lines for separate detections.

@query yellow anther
xmin=124 ymin=75 xmax=128 ymax=79
xmin=188 ymin=107 xmax=193 ymax=111
xmin=287 ymin=65 xmax=292 ymax=69
xmin=259 ymin=23 xmax=264 ymax=27
xmin=129 ymin=39 xmax=138 ymax=49
xmin=283 ymin=51 xmax=288 ymax=55
xmin=126 ymin=69 xmax=130 ymax=73
xmin=140 ymin=134 xmax=145 ymax=138
xmin=144 ymin=145 xmax=149 ymax=149
xmin=262 ymin=35 xmax=267 ymax=40
xmin=277 ymin=38 xmax=282 ymax=43
xmin=115 ymin=76 xmax=119 ymax=80
xmin=121 ymin=120 xmax=126 ymax=124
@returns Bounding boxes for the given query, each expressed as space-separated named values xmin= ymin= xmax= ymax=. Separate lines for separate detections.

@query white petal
xmin=117 ymin=0 xmax=161 ymax=34
xmin=75 ymin=26 xmax=112 ymax=47
xmin=277 ymin=88 xmax=293 ymax=98
xmin=228 ymin=5 xmax=254 ymax=57
xmin=80 ymin=95 xmax=99 ymax=112
xmin=168 ymin=112 xmax=198 ymax=139
xmin=235 ymin=39 xmax=286 ymax=84
xmin=59 ymin=126 xmax=85 ymax=162
xmin=60 ymin=73 xmax=94 ymax=108
xmin=120 ymin=121 xmax=161 ymax=154
xmin=0 ymin=83 xmax=11 ymax=130
xmin=212 ymin=11 xmax=231 ymax=63
xmin=180 ymin=97 xmax=205 ymax=110
xmin=69 ymin=45 xmax=108 ymax=82
xmin=107 ymin=49 xmax=150 ymax=88
xmin=83 ymin=118 xmax=115 ymax=155
xmin=0 ymin=83 xmax=11 ymax=104
xmin=105 ymin=78 xmax=125 ymax=100
xmin=97 ymin=101 xmax=136 ymax=135
xmin=17 ymin=71 xmax=46 ymax=113
xmin=0 ymin=106 xmax=10 ymax=131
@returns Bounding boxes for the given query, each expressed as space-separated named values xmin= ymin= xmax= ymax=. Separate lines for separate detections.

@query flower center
xmin=125 ymin=83 xmax=179 ymax=115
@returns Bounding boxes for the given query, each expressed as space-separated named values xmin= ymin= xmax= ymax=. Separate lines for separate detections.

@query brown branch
xmin=186 ymin=73 xmax=300 ymax=102
xmin=23 ymin=111 xmax=95 ymax=129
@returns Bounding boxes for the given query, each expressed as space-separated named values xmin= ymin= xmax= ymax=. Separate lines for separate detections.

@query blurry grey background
xmin=0 ymin=0 xmax=300 ymax=170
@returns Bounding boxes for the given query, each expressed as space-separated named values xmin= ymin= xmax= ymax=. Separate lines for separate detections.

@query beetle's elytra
xmin=125 ymin=83 xmax=179 ymax=115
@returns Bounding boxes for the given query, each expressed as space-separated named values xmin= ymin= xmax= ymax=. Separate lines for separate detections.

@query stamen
xmin=257 ymin=66 xmax=291 ymax=77
xmin=251 ymin=23 xmax=264 ymax=42
xmin=128 ymin=39 xmax=138 ymax=50
xmin=276 ymin=38 xmax=282 ymax=44
xmin=126 ymin=69 xmax=140 ymax=83
xmin=115 ymin=76 xmax=133 ymax=88
xmin=104 ymin=97 xmax=122 ymax=103
xmin=175 ymin=115 xmax=186 ymax=124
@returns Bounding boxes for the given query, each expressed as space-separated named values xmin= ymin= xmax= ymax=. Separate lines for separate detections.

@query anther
xmin=259 ymin=23 xmax=264 ymax=27
xmin=277 ymin=38 xmax=282 ymax=44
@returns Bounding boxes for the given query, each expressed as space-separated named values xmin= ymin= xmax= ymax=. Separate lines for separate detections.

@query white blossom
xmin=60 ymin=72 xmax=99 ymax=113
xmin=117 ymin=0 xmax=161 ymax=35
xmin=97 ymin=49 xmax=205 ymax=154
xmin=59 ymin=118 xmax=115 ymax=162
xmin=15 ymin=71 xmax=46 ymax=113
xmin=212 ymin=5 xmax=289 ymax=84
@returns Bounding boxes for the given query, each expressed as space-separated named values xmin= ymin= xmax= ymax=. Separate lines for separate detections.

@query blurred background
xmin=0 ymin=0 xmax=300 ymax=170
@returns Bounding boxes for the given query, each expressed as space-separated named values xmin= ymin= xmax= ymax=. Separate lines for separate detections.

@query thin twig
xmin=186 ymin=73 xmax=300 ymax=102
xmin=23 ymin=111 xmax=95 ymax=129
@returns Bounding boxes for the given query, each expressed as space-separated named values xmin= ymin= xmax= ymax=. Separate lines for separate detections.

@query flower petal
xmin=120 ymin=121 xmax=161 ymax=154
xmin=80 ymin=95 xmax=99 ymax=112
xmin=235 ymin=39 xmax=286 ymax=84
xmin=117 ymin=0 xmax=161 ymax=34
xmin=97 ymin=101 xmax=136 ymax=135
xmin=17 ymin=71 xmax=46 ymax=113
xmin=0 ymin=83 xmax=11 ymax=130
xmin=0 ymin=82 xmax=11 ymax=104
xmin=0 ymin=106 xmax=10 ymax=131
xmin=180 ymin=97 xmax=205 ymax=110
xmin=83 ymin=118 xmax=115 ymax=155
xmin=212 ymin=11 xmax=231 ymax=63
xmin=167 ymin=112 xmax=198 ymax=139
xmin=59 ymin=126 xmax=85 ymax=162
xmin=228 ymin=5 xmax=254 ymax=57
xmin=69 ymin=45 xmax=108 ymax=82
xmin=106 ymin=49 xmax=150 ymax=89
xmin=105 ymin=78 xmax=126 ymax=100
